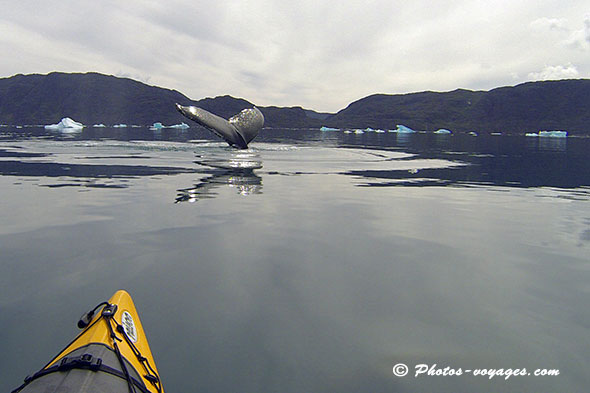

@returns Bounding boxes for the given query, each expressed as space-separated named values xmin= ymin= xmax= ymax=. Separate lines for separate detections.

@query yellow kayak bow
xmin=13 ymin=290 xmax=164 ymax=393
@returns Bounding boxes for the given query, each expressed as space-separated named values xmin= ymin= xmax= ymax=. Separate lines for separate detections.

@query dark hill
xmin=0 ymin=72 xmax=325 ymax=128
xmin=0 ymin=72 xmax=192 ymax=125
xmin=326 ymin=79 xmax=590 ymax=134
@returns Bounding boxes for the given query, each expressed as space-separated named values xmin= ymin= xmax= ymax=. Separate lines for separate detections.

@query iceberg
xmin=394 ymin=124 xmax=415 ymax=133
xmin=150 ymin=122 xmax=164 ymax=130
xmin=526 ymin=131 xmax=567 ymax=137
xmin=150 ymin=122 xmax=190 ymax=130
xmin=320 ymin=126 xmax=339 ymax=132
xmin=434 ymin=128 xmax=451 ymax=134
xmin=168 ymin=122 xmax=190 ymax=129
xmin=93 ymin=123 xmax=106 ymax=128
xmin=113 ymin=124 xmax=127 ymax=128
xmin=45 ymin=117 xmax=84 ymax=132
xmin=539 ymin=130 xmax=567 ymax=138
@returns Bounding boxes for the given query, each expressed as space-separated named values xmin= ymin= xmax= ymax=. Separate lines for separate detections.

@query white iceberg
xmin=394 ymin=124 xmax=415 ymax=133
xmin=434 ymin=128 xmax=452 ymax=134
xmin=113 ymin=124 xmax=127 ymax=128
xmin=525 ymin=133 xmax=539 ymax=137
xmin=539 ymin=130 xmax=567 ymax=138
xmin=45 ymin=117 xmax=84 ymax=132
xmin=320 ymin=126 xmax=339 ymax=132
xmin=93 ymin=123 xmax=106 ymax=128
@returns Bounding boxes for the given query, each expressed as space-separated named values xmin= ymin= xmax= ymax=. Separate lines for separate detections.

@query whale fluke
xmin=176 ymin=104 xmax=264 ymax=149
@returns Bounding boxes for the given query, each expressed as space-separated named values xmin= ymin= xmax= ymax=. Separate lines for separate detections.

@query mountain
xmin=1 ymin=72 xmax=589 ymax=134
xmin=326 ymin=80 xmax=590 ymax=135
xmin=0 ymin=72 xmax=326 ymax=128
xmin=0 ymin=72 xmax=192 ymax=125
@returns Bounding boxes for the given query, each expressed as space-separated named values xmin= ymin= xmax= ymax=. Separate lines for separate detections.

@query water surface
xmin=1 ymin=127 xmax=589 ymax=392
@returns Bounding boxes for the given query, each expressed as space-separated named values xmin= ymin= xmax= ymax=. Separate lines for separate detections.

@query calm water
xmin=1 ymin=126 xmax=589 ymax=392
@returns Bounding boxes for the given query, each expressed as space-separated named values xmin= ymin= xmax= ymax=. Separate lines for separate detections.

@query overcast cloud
xmin=1 ymin=0 xmax=588 ymax=112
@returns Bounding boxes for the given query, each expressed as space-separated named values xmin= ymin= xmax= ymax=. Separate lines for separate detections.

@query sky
xmin=1 ymin=0 xmax=589 ymax=112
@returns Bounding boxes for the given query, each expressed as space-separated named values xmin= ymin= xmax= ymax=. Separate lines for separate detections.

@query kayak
xmin=12 ymin=290 xmax=164 ymax=393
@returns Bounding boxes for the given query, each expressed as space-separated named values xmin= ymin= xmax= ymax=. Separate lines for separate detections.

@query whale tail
xmin=176 ymin=104 xmax=264 ymax=149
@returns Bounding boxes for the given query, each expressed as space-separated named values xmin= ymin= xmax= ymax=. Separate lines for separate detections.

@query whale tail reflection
xmin=176 ymin=104 xmax=264 ymax=149
xmin=175 ymin=150 xmax=263 ymax=203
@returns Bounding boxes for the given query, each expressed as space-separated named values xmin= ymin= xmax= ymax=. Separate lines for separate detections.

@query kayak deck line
xmin=12 ymin=290 xmax=164 ymax=393
xmin=19 ymin=343 xmax=153 ymax=393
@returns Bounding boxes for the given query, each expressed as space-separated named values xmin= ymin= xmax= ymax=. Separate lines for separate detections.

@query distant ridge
xmin=328 ymin=80 xmax=590 ymax=134
xmin=0 ymin=72 xmax=589 ymax=134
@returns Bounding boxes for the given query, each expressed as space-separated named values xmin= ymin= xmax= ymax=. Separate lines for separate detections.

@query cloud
xmin=530 ymin=17 xmax=568 ymax=31
xmin=528 ymin=64 xmax=579 ymax=81
xmin=564 ymin=14 xmax=590 ymax=50
xmin=530 ymin=14 xmax=590 ymax=51
xmin=1 ymin=1 xmax=590 ymax=111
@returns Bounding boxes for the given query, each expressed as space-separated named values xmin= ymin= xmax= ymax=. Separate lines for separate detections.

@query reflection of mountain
xmin=347 ymin=149 xmax=590 ymax=189
xmin=0 ymin=159 xmax=197 ymax=188
xmin=175 ymin=151 xmax=263 ymax=203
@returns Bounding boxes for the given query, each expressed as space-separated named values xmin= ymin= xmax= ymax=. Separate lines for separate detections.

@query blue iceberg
xmin=150 ymin=122 xmax=164 ymax=130
xmin=45 ymin=117 xmax=84 ymax=132
xmin=168 ymin=122 xmax=190 ymax=129
xmin=320 ymin=126 xmax=339 ymax=132
xmin=150 ymin=122 xmax=190 ymax=130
